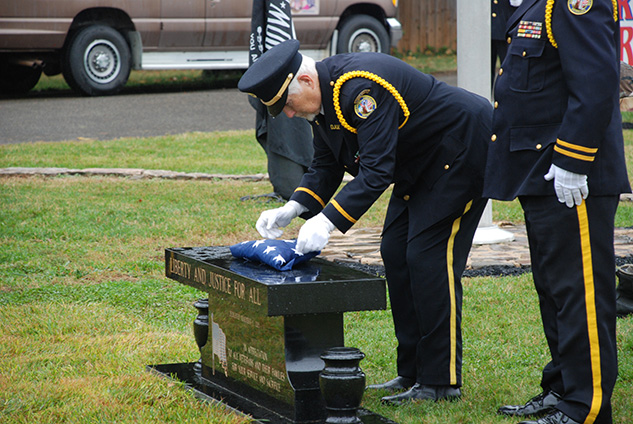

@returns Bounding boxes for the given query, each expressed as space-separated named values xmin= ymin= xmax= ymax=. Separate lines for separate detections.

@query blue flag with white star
xmin=229 ymin=239 xmax=319 ymax=271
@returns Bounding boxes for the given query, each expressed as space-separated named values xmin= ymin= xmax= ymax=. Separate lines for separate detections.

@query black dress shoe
xmin=381 ymin=383 xmax=461 ymax=405
xmin=518 ymin=410 xmax=581 ymax=424
xmin=497 ymin=390 xmax=562 ymax=417
xmin=366 ymin=376 xmax=415 ymax=391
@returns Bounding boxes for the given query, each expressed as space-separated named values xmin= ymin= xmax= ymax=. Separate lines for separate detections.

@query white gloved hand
xmin=296 ymin=212 xmax=335 ymax=254
xmin=509 ymin=0 xmax=523 ymax=6
xmin=544 ymin=164 xmax=589 ymax=208
xmin=256 ymin=200 xmax=308 ymax=239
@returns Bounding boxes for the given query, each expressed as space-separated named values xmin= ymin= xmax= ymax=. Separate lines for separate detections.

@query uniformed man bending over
xmin=485 ymin=1 xmax=630 ymax=423
xmin=238 ymin=39 xmax=493 ymax=404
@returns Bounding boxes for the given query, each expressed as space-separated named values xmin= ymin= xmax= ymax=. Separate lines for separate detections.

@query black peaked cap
xmin=238 ymin=39 xmax=302 ymax=117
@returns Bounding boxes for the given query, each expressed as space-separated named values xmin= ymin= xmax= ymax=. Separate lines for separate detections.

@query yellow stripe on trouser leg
xmin=576 ymin=201 xmax=602 ymax=424
xmin=446 ymin=200 xmax=473 ymax=385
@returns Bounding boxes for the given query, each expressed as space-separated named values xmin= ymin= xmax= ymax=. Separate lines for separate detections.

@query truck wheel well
xmin=65 ymin=8 xmax=135 ymax=48
xmin=338 ymin=4 xmax=388 ymax=29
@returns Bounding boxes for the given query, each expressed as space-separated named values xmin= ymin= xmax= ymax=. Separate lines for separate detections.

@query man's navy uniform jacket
xmin=485 ymin=0 xmax=630 ymax=199
xmin=492 ymin=0 xmax=520 ymax=42
xmin=289 ymin=53 xmax=492 ymax=236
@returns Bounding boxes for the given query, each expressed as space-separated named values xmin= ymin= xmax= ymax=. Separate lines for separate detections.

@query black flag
xmin=247 ymin=0 xmax=314 ymax=200
xmin=249 ymin=0 xmax=296 ymax=66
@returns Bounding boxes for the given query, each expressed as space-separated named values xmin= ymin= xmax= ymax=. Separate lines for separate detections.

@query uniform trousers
xmin=267 ymin=150 xmax=308 ymax=200
xmin=380 ymin=197 xmax=487 ymax=387
xmin=519 ymin=195 xmax=619 ymax=424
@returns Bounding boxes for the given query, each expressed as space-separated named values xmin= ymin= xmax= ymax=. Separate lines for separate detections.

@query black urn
xmin=319 ymin=347 xmax=366 ymax=424
xmin=616 ymin=264 xmax=633 ymax=317
xmin=192 ymin=298 xmax=209 ymax=374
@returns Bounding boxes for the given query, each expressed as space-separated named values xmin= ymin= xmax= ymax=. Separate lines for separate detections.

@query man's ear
xmin=297 ymin=73 xmax=314 ymax=88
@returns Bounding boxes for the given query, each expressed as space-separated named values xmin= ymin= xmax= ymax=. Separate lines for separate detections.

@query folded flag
xmin=229 ymin=260 xmax=321 ymax=284
xmin=229 ymin=239 xmax=319 ymax=271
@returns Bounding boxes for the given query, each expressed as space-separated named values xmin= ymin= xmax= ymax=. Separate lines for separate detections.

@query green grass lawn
xmin=1 ymin=86 xmax=633 ymax=423
xmin=0 ymin=131 xmax=266 ymax=175
xmin=2 ymin=172 xmax=630 ymax=424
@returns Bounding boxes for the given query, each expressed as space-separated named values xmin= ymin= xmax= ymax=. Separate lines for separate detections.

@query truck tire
xmin=63 ymin=25 xmax=131 ymax=96
xmin=0 ymin=62 xmax=42 ymax=94
xmin=336 ymin=15 xmax=390 ymax=54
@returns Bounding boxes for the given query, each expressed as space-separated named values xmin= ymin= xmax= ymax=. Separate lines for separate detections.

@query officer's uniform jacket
xmin=492 ymin=0 xmax=520 ymax=42
xmin=289 ymin=53 xmax=492 ymax=237
xmin=485 ymin=0 xmax=630 ymax=200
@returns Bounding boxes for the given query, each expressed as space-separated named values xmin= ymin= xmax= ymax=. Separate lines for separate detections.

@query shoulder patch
xmin=354 ymin=94 xmax=377 ymax=119
xmin=567 ymin=0 xmax=592 ymax=15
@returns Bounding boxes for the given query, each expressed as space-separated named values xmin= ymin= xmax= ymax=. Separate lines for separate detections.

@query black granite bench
xmin=151 ymin=246 xmax=388 ymax=424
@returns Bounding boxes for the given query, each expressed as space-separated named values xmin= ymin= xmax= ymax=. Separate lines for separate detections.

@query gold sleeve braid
xmin=545 ymin=0 xmax=618 ymax=49
xmin=332 ymin=70 xmax=410 ymax=134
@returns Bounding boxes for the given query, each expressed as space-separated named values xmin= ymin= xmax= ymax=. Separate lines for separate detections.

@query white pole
xmin=457 ymin=0 xmax=514 ymax=244
xmin=457 ymin=0 xmax=491 ymax=99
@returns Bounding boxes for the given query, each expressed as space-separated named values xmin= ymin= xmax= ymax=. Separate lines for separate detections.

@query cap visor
xmin=267 ymin=90 xmax=288 ymax=117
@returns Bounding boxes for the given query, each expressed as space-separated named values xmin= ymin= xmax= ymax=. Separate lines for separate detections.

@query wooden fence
xmin=395 ymin=0 xmax=457 ymax=52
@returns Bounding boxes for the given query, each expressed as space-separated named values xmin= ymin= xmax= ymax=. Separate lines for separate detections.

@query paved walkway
xmin=320 ymin=224 xmax=633 ymax=273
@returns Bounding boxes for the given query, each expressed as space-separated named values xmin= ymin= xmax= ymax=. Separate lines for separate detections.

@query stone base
xmin=147 ymin=363 xmax=398 ymax=424
xmin=472 ymin=225 xmax=515 ymax=245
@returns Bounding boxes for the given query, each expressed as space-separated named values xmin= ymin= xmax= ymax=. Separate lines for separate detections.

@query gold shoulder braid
xmin=614 ymin=0 xmax=619 ymax=21
xmin=545 ymin=0 xmax=557 ymax=48
xmin=332 ymin=70 xmax=410 ymax=134
xmin=545 ymin=0 xmax=618 ymax=49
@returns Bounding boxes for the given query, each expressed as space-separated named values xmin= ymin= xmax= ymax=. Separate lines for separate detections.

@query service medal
xmin=517 ymin=20 xmax=542 ymax=39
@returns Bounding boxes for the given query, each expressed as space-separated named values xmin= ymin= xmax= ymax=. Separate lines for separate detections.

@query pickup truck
xmin=0 ymin=0 xmax=401 ymax=96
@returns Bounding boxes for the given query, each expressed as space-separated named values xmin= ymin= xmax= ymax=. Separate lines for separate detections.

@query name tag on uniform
xmin=330 ymin=124 xmax=341 ymax=130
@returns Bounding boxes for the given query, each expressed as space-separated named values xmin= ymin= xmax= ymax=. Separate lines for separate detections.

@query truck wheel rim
xmin=348 ymin=29 xmax=381 ymax=53
xmin=83 ymin=39 xmax=121 ymax=84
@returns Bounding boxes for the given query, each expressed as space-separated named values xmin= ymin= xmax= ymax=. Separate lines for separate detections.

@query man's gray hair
xmin=288 ymin=54 xmax=317 ymax=96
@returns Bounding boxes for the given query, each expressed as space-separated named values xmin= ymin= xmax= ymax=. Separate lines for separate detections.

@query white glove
xmin=296 ymin=213 xmax=335 ymax=254
xmin=510 ymin=0 xmax=523 ymax=6
xmin=544 ymin=164 xmax=589 ymax=208
xmin=256 ymin=200 xmax=308 ymax=239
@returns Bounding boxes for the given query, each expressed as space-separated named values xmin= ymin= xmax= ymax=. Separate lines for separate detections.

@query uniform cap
xmin=238 ymin=39 xmax=302 ymax=117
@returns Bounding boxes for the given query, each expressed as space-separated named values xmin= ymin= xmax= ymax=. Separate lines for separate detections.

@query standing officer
xmin=485 ymin=1 xmax=630 ymax=423
xmin=491 ymin=0 xmax=522 ymax=83
xmin=238 ymin=39 xmax=492 ymax=404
